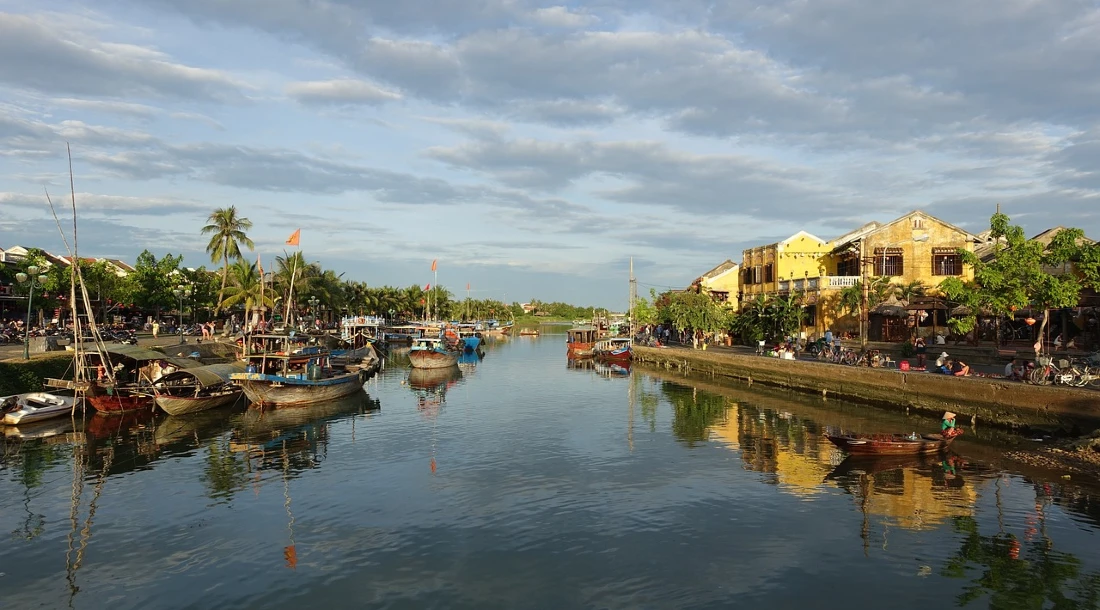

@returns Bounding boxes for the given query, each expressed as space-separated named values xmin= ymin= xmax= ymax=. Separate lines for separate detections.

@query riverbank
xmin=0 ymin=355 xmax=73 ymax=396
xmin=633 ymin=346 xmax=1100 ymax=433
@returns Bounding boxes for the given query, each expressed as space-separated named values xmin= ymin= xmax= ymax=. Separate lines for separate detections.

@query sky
xmin=2 ymin=0 xmax=1099 ymax=309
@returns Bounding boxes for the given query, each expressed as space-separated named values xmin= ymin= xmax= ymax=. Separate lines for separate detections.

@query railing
xmin=824 ymin=276 xmax=859 ymax=289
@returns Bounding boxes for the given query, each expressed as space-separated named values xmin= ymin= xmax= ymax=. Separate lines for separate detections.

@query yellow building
xmin=741 ymin=231 xmax=832 ymax=301
xmin=688 ymin=259 xmax=740 ymax=309
xmin=740 ymin=211 xmax=979 ymax=339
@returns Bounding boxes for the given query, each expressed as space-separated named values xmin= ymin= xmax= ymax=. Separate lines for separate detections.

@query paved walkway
xmin=0 ymin=332 xmax=229 ymax=362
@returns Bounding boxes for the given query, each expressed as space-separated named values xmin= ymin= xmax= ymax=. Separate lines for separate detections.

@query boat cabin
xmin=243 ymin=334 xmax=330 ymax=379
xmin=567 ymin=327 xmax=598 ymax=345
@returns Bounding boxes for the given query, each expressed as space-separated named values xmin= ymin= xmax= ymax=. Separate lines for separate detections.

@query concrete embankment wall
xmin=633 ymin=346 xmax=1100 ymax=432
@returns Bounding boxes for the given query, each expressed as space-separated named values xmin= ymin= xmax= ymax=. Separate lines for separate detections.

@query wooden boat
xmin=455 ymin=326 xmax=483 ymax=352
xmin=1 ymin=392 xmax=77 ymax=425
xmin=594 ymin=337 xmax=632 ymax=363
xmin=566 ymin=326 xmax=599 ymax=359
xmin=154 ymin=361 xmax=246 ymax=415
xmin=230 ymin=335 xmax=366 ymax=407
xmin=83 ymin=345 xmax=196 ymax=414
xmin=826 ymin=432 xmax=956 ymax=456
xmin=382 ymin=324 xmax=421 ymax=346
xmin=408 ymin=337 xmax=461 ymax=369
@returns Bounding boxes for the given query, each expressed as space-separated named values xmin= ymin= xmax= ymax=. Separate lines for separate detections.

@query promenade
xmin=634 ymin=344 xmax=1100 ymax=433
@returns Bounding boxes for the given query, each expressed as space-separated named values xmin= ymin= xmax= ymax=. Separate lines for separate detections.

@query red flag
xmin=285 ymin=229 xmax=301 ymax=246
xmin=466 ymin=283 xmax=470 ymax=291
xmin=424 ymin=283 xmax=430 ymax=291
xmin=430 ymin=259 xmax=437 ymax=272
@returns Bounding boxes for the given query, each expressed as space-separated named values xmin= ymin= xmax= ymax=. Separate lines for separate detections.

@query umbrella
xmin=873 ymin=304 xmax=909 ymax=317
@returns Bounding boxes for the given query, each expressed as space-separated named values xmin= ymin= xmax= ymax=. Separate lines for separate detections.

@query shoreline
xmin=633 ymin=345 xmax=1100 ymax=433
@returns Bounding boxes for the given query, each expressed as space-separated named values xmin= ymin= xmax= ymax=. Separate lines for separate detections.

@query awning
xmin=158 ymin=361 xmax=247 ymax=388
xmin=96 ymin=344 xmax=195 ymax=367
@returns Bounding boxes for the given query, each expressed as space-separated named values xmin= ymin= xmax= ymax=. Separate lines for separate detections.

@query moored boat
xmin=826 ymin=433 xmax=956 ymax=456
xmin=83 ymin=345 xmax=196 ymax=414
xmin=408 ymin=337 xmax=462 ymax=369
xmin=154 ymin=361 xmax=247 ymax=415
xmin=1 ymin=392 xmax=78 ymax=425
xmin=566 ymin=326 xmax=599 ymax=359
xmin=594 ymin=337 xmax=632 ymax=363
xmin=230 ymin=335 xmax=366 ymax=407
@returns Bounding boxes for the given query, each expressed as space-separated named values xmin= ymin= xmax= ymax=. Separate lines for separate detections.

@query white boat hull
xmin=2 ymin=392 xmax=77 ymax=425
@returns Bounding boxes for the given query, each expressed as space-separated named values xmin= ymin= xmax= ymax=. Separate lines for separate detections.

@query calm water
xmin=3 ymin=333 xmax=1100 ymax=609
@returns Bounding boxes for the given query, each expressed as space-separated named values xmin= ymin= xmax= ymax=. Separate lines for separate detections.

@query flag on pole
xmin=425 ymin=283 xmax=431 ymax=291
xmin=286 ymin=229 xmax=301 ymax=246
xmin=431 ymin=259 xmax=437 ymax=272
xmin=466 ymin=283 xmax=470 ymax=291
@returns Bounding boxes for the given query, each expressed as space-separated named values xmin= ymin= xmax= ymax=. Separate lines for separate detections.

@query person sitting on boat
xmin=941 ymin=412 xmax=962 ymax=438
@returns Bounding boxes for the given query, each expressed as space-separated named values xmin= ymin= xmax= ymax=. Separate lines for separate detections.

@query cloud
xmin=526 ymin=6 xmax=599 ymax=29
xmin=0 ymin=12 xmax=250 ymax=102
xmin=286 ymin=78 xmax=403 ymax=105
xmin=0 ymin=191 xmax=209 ymax=215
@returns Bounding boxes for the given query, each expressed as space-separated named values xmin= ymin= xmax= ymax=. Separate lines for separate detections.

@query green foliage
xmin=202 ymin=206 xmax=255 ymax=313
xmin=942 ymin=214 xmax=1087 ymax=341
xmin=655 ymin=291 xmax=732 ymax=334
xmin=899 ymin=341 xmax=915 ymax=357
xmin=632 ymin=289 xmax=659 ymax=326
xmin=130 ymin=250 xmax=184 ymax=314
xmin=731 ymin=293 xmax=806 ymax=345
xmin=0 ymin=356 xmax=73 ymax=396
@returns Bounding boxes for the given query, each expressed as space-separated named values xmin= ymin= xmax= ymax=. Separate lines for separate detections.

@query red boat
xmin=593 ymin=338 xmax=632 ymax=364
xmin=566 ymin=327 xmax=599 ymax=359
xmin=84 ymin=346 xmax=195 ymax=414
xmin=826 ymin=432 xmax=957 ymax=456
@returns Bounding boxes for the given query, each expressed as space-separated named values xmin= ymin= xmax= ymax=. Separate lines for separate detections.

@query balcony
xmin=824 ymin=276 xmax=859 ymax=289
xmin=777 ymin=276 xmax=858 ymax=293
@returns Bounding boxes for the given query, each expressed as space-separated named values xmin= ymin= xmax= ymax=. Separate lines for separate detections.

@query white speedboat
xmin=1 ymin=392 xmax=77 ymax=425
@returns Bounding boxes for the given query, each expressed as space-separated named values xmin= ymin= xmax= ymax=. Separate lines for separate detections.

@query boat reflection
xmin=407 ymin=365 xmax=463 ymax=417
xmin=566 ymin=357 xmax=630 ymax=378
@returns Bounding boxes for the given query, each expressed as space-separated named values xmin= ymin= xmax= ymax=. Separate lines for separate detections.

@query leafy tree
xmin=201 ymin=207 xmax=255 ymax=314
xmin=940 ymin=213 xmax=1084 ymax=347
xmin=632 ymin=289 xmax=659 ymax=326
xmin=219 ymin=259 xmax=274 ymax=320
xmin=126 ymin=250 xmax=183 ymax=319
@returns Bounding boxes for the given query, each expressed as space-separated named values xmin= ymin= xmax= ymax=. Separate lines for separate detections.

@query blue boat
xmin=455 ymin=325 xmax=482 ymax=352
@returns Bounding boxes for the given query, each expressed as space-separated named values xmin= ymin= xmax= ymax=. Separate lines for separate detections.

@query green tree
xmin=218 ymin=259 xmax=273 ymax=319
xmin=128 ymin=250 xmax=183 ymax=319
xmin=201 ymin=207 xmax=255 ymax=315
xmin=940 ymin=213 xmax=1084 ymax=346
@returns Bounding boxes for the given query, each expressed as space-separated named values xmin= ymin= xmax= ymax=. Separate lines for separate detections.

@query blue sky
xmin=2 ymin=0 xmax=1100 ymax=308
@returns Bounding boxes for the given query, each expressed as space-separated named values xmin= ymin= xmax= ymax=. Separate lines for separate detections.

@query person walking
xmin=152 ymin=320 xmax=160 ymax=339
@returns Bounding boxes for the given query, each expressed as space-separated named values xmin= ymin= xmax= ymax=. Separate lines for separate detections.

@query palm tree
xmin=219 ymin=260 xmax=273 ymax=323
xmin=896 ymin=280 xmax=926 ymax=304
xmin=201 ymin=207 xmax=255 ymax=315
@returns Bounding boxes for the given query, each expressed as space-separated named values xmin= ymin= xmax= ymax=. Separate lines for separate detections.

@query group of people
xmin=933 ymin=351 xmax=970 ymax=376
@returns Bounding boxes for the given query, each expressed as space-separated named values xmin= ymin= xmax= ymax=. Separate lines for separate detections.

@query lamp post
xmin=15 ymin=266 xmax=49 ymax=360
xmin=307 ymin=297 xmax=319 ymax=330
xmin=173 ymin=285 xmax=192 ymax=344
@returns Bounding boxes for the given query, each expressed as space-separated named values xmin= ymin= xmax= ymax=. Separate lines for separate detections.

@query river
xmin=2 ymin=331 xmax=1100 ymax=609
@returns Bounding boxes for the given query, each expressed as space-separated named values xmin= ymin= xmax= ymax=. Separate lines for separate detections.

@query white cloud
xmin=285 ymin=78 xmax=403 ymax=105
xmin=527 ymin=6 xmax=599 ymax=28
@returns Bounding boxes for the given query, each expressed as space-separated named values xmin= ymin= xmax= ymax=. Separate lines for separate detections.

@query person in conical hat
xmin=941 ymin=411 xmax=960 ymax=437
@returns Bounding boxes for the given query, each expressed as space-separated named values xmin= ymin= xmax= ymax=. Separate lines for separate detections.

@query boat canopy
xmin=97 ymin=345 xmax=195 ymax=367
xmin=158 ymin=361 xmax=247 ymax=388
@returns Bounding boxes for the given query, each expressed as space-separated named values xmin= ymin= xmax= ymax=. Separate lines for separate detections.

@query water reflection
xmin=566 ymin=357 xmax=631 ymax=379
xmin=407 ymin=366 xmax=463 ymax=416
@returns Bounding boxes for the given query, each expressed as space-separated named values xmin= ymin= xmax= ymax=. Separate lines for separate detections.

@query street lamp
xmin=173 ymin=284 xmax=192 ymax=344
xmin=307 ymin=297 xmax=319 ymax=329
xmin=15 ymin=265 xmax=49 ymax=360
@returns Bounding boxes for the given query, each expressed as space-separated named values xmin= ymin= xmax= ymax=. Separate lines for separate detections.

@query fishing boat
xmin=594 ymin=337 xmax=632 ymax=363
xmin=83 ymin=346 xmax=196 ymax=414
xmin=230 ymin=335 xmax=366 ymax=407
xmin=566 ymin=326 xmax=599 ymax=359
xmin=455 ymin=325 xmax=483 ymax=352
xmin=154 ymin=361 xmax=247 ymax=415
xmin=1 ymin=392 xmax=78 ymax=425
xmin=408 ymin=336 xmax=462 ymax=369
xmin=382 ymin=324 xmax=422 ymax=345
xmin=826 ymin=432 xmax=957 ymax=456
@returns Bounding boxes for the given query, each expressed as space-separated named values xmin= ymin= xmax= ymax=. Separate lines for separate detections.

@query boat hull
xmin=1 ymin=392 xmax=77 ymax=424
xmin=596 ymin=349 xmax=631 ymax=363
xmin=826 ymin=434 xmax=955 ymax=456
xmin=567 ymin=342 xmax=596 ymax=359
xmin=156 ymin=389 xmax=243 ymax=416
xmin=408 ymin=349 xmax=460 ymax=369
xmin=86 ymin=388 xmax=154 ymax=414
xmin=235 ymin=371 xmax=366 ymax=407
xmin=461 ymin=336 xmax=482 ymax=352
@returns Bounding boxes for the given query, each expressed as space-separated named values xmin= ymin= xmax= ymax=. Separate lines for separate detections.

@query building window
xmin=752 ymin=266 xmax=762 ymax=284
xmin=933 ymin=251 xmax=962 ymax=276
xmin=764 ymin=263 xmax=774 ymax=283
xmin=912 ymin=217 xmax=925 ymax=230
xmin=873 ymin=248 xmax=904 ymax=276
xmin=836 ymin=256 xmax=860 ymax=277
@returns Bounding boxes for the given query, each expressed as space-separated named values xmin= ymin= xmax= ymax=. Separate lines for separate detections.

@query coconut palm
xmin=201 ymin=207 xmax=255 ymax=314
xmin=219 ymin=259 xmax=273 ymax=323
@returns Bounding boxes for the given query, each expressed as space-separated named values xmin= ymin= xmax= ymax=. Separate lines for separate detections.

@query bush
xmin=900 ymin=341 xmax=915 ymax=358
xmin=0 ymin=356 xmax=74 ymax=396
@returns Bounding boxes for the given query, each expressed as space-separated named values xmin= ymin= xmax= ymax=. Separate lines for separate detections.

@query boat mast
xmin=628 ymin=256 xmax=635 ymax=337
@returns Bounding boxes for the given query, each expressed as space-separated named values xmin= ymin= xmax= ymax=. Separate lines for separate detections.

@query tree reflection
xmin=662 ymin=384 xmax=731 ymax=445
xmin=8 ymin=441 xmax=69 ymax=541
xmin=943 ymin=515 xmax=1100 ymax=608
xmin=201 ymin=437 xmax=249 ymax=502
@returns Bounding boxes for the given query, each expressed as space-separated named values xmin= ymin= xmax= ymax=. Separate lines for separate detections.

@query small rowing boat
xmin=1 ymin=392 xmax=77 ymax=425
xmin=826 ymin=432 xmax=956 ymax=456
